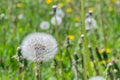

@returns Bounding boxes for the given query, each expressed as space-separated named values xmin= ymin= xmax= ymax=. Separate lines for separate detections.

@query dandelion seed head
xmin=40 ymin=21 xmax=50 ymax=30
xmin=89 ymin=76 xmax=106 ymax=80
xmin=51 ymin=16 xmax=62 ymax=26
xmin=21 ymin=32 xmax=58 ymax=62
xmin=85 ymin=15 xmax=96 ymax=30
xmin=56 ymin=8 xmax=64 ymax=18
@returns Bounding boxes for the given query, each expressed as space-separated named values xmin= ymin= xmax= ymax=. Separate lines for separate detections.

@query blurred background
xmin=0 ymin=0 xmax=120 ymax=80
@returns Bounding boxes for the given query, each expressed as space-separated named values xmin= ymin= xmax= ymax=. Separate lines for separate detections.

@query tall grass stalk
xmin=81 ymin=0 xmax=93 ymax=79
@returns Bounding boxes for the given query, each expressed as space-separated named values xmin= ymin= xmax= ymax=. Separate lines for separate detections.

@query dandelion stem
xmin=35 ymin=62 xmax=42 ymax=80
xmin=81 ymin=0 xmax=93 ymax=79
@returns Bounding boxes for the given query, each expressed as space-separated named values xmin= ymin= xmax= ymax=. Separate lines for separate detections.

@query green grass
xmin=0 ymin=0 xmax=120 ymax=80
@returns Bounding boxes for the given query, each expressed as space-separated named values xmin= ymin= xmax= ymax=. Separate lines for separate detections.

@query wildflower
xmin=17 ymin=3 xmax=23 ymax=8
xmin=58 ymin=3 xmax=64 ymax=8
xmin=40 ymin=21 xmax=50 ymax=30
xmin=68 ymin=35 xmax=75 ymax=40
xmin=85 ymin=13 xmax=96 ymax=31
xmin=100 ymin=60 xmax=106 ymax=64
xmin=112 ymin=0 xmax=118 ymax=4
xmin=45 ymin=0 xmax=52 ymax=4
xmin=51 ymin=16 xmax=62 ymax=26
xmin=21 ymin=32 xmax=58 ymax=62
xmin=99 ymin=48 xmax=110 ymax=54
xmin=75 ymin=16 xmax=80 ymax=22
xmin=108 ymin=7 xmax=113 ymax=12
xmin=0 ymin=13 xmax=7 ymax=20
xmin=89 ymin=76 xmax=106 ymax=80
xmin=18 ymin=14 xmax=24 ymax=20
xmin=66 ymin=8 xmax=72 ymax=13
xmin=56 ymin=8 xmax=65 ymax=18
xmin=89 ymin=7 xmax=94 ymax=12
xmin=66 ymin=0 xmax=71 ymax=3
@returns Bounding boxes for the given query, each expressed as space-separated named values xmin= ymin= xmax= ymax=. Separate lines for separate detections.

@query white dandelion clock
xmin=21 ymin=32 xmax=58 ymax=62
xmin=18 ymin=14 xmax=24 ymax=20
xmin=85 ymin=16 xmax=96 ymax=31
xmin=56 ymin=8 xmax=65 ymax=18
xmin=89 ymin=76 xmax=106 ymax=80
xmin=51 ymin=16 xmax=62 ymax=26
xmin=40 ymin=21 xmax=50 ymax=30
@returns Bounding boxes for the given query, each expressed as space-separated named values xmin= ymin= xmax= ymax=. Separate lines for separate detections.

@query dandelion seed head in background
xmin=21 ymin=32 xmax=58 ymax=62
xmin=40 ymin=21 xmax=50 ymax=30
xmin=18 ymin=14 xmax=24 ymax=20
xmin=85 ymin=14 xmax=96 ymax=31
xmin=89 ymin=76 xmax=106 ymax=80
xmin=51 ymin=16 xmax=62 ymax=26
xmin=0 ymin=13 xmax=7 ymax=20
xmin=56 ymin=8 xmax=65 ymax=18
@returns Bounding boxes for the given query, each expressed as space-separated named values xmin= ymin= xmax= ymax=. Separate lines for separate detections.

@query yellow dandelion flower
xmin=107 ymin=59 xmax=111 ymax=63
xmin=98 ymin=49 xmax=104 ymax=54
xmin=108 ymin=7 xmax=113 ymax=12
xmin=106 ymin=48 xmax=110 ymax=53
xmin=66 ymin=8 xmax=72 ymax=13
xmin=75 ymin=16 xmax=80 ymax=22
xmin=66 ymin=0 xmax=71 ymax=3
xmin=45 ymin=0 xmax=52 ymax=4
xmin=89 ymin=7 xmax=94 ymax=12
xmin=100 ymin=60 xmax=105 ymax=64
xmin=58 ymin=3 xmax=64 ymax=8
xmin=17 ymin=3 xmax=23 ymax=8
xmin=68 ymin=35 xmax=75 ymax=40
xmin=112 ymin=0 xmax=117 ymax=4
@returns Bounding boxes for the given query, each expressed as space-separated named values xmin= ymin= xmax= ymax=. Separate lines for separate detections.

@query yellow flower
xmin=66 ymin=0 xmax=71 ymax=3
xmin=105 ymin=48 xmax=110 ymax=53
xmin=17 ymin=3 xmax=23 ymax=8
xmin=98 ymin=49 xmax=104 ymax=54
xmin=108 ymin=7 xmax=113 ymax=12
xmin=88 ymin=7 xmax=94 ymax=12
xmin=112 ymin=0 xmax=117 ymax=4
xmin=75 ymin=16 xmax=80 ymax=22
xmin=45 ymin=0 xmax=52 ymax=4
xmin=58 ymin=3 xmax=64 ymax=8
xmin=99 ymin=48 xmax=110 ymax=54
xmin=66 ymin=8 xmax=72 ymax=13
xmin=68 ymin=35 xmax=75 ymax=40
xmin=100 ymin=60 xmax=105 ymax=64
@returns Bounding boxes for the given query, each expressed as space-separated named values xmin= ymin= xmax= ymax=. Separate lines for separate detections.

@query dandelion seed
xmin=89 ymin=76 xmax=106 ymax=80
xmin=51 ymin=16 xmax=62 ymax=26
xmin=56 ymin=8 xmax=65 ymax=18
xmin=0 ymin=13 xmax=7 ymax=20
xmin=85 ymin=13 xmax=96 ymax=31
xmin=21 ymin=32 xmax=58 ymax=62
xmin=40 ymin=21 xmax=50 ymax=30
xmin=18 ymin=14 xmax=24 ymax=20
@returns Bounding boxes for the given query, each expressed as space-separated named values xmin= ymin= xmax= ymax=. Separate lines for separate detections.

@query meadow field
xmin=0 ymin=0 xmax=120 ymax=80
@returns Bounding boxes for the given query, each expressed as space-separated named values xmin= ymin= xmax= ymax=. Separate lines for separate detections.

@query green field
xmin=0 ymin=0 xmax=120 ymax=80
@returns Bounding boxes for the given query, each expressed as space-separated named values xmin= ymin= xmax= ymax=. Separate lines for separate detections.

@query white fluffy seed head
xmin=40 ymin=21 xmax=50 ymax=30
xmin=56 ymin=8 xmax=64 ymax=18
xmin=21 ymin=32 xmax=58 ymax=62
xmin=89 ymin=76 xmax=106 ymax=80
xmin=51 ymin=16 xmax=62 ymax=26
xmin=85 ymin=16 xmax=96 ymax=30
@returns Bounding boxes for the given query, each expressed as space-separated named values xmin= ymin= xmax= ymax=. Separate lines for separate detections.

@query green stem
xmin=81 ymin=0 xmax=93 ymax=79
xmin=35 ymin=62 xmax=42 ymax=80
